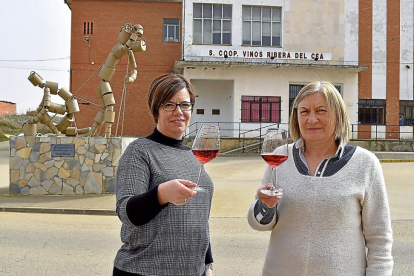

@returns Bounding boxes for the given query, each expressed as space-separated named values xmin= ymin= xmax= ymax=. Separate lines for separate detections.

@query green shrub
xmin=0 ymin=113 xmax=62 ymax=137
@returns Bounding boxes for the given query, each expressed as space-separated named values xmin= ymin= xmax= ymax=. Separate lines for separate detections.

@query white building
xmin=174 ymin=0 xmax=366 ymax=137
xmin=174 ymin=0 xmax=414 ymax=140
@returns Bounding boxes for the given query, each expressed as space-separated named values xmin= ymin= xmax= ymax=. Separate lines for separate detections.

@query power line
xmin=0 ymin=57 xmax=70 ymax=62
xmin=0 ymin=65 xmax=69 ymax=72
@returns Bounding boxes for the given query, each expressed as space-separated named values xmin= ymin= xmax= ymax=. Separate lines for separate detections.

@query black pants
xmin=113 ymin=267 xmax=143 ymax=276
xmin=113 ymin=267 xmax=206 ymax=276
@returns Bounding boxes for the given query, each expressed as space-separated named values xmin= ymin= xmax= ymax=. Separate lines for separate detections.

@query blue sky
xmin=0 ymin=0 xmax=71 ymax=113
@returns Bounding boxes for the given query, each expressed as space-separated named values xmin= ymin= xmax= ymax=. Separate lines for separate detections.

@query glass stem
xmin=196 ymin=164 xmax=203 ymax=185
xmin=271 ymin=168 xmax=276 ymax=190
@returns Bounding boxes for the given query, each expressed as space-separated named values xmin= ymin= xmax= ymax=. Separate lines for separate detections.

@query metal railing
xmin=184 ymin=122 xmax=288 ymax=138
xmin=184 ymin=122 xmax=414 ymax=154
xmin=350 ymin=124 xmax=414 ymax=141
xmin=238 ymin=123 xmax=282 ymax=152
xmin=183 ymin=122 xmax=289 ymax=153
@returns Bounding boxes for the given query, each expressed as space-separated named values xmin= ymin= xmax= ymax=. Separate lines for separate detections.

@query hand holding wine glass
xmin=260 ymin=128 xmax=288 ymax=197
xmin=191 ymin=124 xmax=220 ymax=192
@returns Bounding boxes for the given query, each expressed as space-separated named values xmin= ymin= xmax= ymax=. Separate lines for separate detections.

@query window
xmin=241 ymin=96 xmax=281 ymax=123
xmin=163 ymin=19 xmax=180 ymax=42
xmin=242 ymin=6 xmax=281 ymax=46
xmin=289 ymin=84 xmax=305 ymax=116
xmin=197 ymin=109 xmax=205 ymax=115
xmin=212 ymin=109 xmax=220 ymax=115
xmin=289 ymin=84 xmax=343 ymax=116
xmin=84 ymin=22 xmax=93 ymax=35
xmin=399 ymin=100 xmax=414 ymax=126
xmin=335 ymin=85 xmax=342 ymax=95
xmin=193 ymin=3 xmax=232 ymax=45
xmin=358 ymin=99 xmax=386 ymax=125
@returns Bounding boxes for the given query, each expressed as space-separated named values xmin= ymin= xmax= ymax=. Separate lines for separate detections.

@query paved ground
xmin=1 ymin=140 xmax=413 ymax=220
xmin=0 ymin=140 xmax=413 ymax=275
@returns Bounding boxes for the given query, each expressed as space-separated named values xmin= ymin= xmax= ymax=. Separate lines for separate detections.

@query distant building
xmin=69 ymin=0 xmax=414 ymax=138
xmin=357 ymin=0 xmax=414 ymax=139
xmin=0 ymin=100 xmax=16 ymax=117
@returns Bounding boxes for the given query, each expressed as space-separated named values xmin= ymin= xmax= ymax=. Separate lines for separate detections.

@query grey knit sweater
xmin=248 ymin=144 xmax=393 ymax=276
xmin=114 ymin=137 xmax=214 ymax=276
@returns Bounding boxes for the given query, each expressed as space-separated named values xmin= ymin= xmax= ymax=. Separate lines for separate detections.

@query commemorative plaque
xmin=51 ymin=144 xmax=76 ymax=157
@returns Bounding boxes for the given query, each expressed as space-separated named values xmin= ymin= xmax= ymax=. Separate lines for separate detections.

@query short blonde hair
xmin=289 ymin=81 xmax=350 ymax=144
xmin=148 ymin=73 xmax=195 ymax=123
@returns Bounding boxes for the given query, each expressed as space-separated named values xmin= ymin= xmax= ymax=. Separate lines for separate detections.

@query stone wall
xmin=9 ymin=136 xmax=122 ymax=195
xmin=349 ymin=140 xmax=414 ymax=152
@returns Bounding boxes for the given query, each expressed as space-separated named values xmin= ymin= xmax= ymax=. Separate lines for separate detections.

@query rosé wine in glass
xmin=261 ymin=154 xmax=288 ymax=168
xmin=192 ymin=149 xmax=220 ymax=165
xmin=260 ymin=129 xmax=288 ymax=196
xmin=191 ymin=124 xmax=220 ymax=192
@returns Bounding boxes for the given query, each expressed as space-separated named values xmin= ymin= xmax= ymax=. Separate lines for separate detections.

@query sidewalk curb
xmin=0 ymin=207 xmax=116 ymax=216
xmin=379 ymin=159 xmax=414 ymax=163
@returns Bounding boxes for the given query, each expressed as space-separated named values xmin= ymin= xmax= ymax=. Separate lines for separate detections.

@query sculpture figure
xmin=24 ymin=22 xmax=146 ymax=138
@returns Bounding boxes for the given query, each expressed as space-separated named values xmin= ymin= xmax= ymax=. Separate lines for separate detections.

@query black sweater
xmin=114 ymin=128 xmax=213 ymax=276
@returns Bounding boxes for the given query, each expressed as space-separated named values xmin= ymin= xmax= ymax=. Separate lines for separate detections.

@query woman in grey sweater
xmin=113 ymin=74 xmax=214 ymax=276
xmin=248 ymin=81 xmax=393 ymax=276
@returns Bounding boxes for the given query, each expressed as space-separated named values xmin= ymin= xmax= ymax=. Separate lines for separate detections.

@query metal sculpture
xmin=24 ymin=22 xmax=146 ymax=137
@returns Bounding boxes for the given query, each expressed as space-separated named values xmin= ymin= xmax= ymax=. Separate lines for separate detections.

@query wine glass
xmin=191 ymin=124 xmax=220 ymax=192
xmin=260 ymin=128 xmax=288 ymax=196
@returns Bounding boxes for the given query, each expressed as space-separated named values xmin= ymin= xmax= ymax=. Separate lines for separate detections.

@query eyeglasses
xmin=161 ymin=102 xmax=194 ymax=112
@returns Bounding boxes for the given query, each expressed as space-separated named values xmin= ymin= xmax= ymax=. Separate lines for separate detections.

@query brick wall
xmin=358 ymin=0 xmax=403 ymax=139
xmin=358 ymin=0 xmax=373 ymax=139
xmin=0 ymin=101 xmax=16 ymax=117
xmin=386 ymin=0 xmax=400 ymax=139
xmin=70 ymin=0 xmax=182 ymax=136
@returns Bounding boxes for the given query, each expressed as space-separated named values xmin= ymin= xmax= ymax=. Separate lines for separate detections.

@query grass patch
xmin=0 ymin=134 xmax=8 ymax=142
xmin=0 ymin=114 xmax=60 ymax=138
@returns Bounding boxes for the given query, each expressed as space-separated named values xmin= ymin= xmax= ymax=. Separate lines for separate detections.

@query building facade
xmin=0 ymin=101 xmax=16 ymax=117
xmin=176 ymin=0 xmax=414 ymax=139
xmin=68 ymin=0 xmax=414 ymax=138
xmin=358 ymin=0 xmax=414 ymax=139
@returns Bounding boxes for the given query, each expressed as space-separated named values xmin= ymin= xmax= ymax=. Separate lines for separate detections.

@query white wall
xmin=183 ymin=0 xmax=284 ymax=59
xmin=371 ymin=125 xmax=386 ymax=139
xmin=190 ymin=79 xmax=234 ymax=124
xmin=184 ymin=66 xmax=359 ymax=126
xmin=344 ymin=0 xmax=359 ymax=66
xmin=372 ymin=0 xmax=387 ymax=99
xmin=400 ymin=0 xmax=414 ymax=100
xmin=183 ymin=0 xmax=344 ymax=63
xmin=400 ymin=126 xmax=414 ymax=139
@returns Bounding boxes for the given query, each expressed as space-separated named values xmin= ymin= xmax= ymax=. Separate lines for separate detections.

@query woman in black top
xmin=113 ymin=74 xmax=214 ymax=276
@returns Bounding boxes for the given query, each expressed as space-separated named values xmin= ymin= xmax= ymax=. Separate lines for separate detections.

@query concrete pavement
xmin=1 ymin=140 xmax=414 ymax=275
xmin=0 ymin=140 xmax=413 ymax=219
xmin=0 ymin=160 xmax=413 ymax=220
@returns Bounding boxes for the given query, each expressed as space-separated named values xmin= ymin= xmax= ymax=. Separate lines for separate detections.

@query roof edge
xmin=64 ymin=0 xmax=72 ymax=10
xmin=174 ymin=60 xmax=369 ymax=73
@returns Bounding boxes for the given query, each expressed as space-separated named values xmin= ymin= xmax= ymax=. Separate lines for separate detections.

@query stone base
xmin=8 ymin=135 xmax=130 ymax=195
